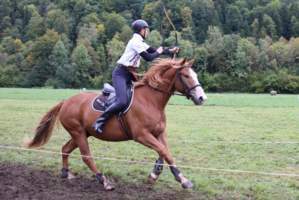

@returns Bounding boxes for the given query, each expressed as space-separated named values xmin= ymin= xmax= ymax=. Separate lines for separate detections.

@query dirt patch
xmin=0 ymin=163 xmax=204 ymax=200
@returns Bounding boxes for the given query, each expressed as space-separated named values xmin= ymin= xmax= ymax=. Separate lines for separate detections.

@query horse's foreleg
xmin=61 ymin=139 xmax=77 ymax=179
xmin=148 ymin=157 xmax=164 ymax=184
xmin=137 ymin=132 xmax=193 ymax=189
xmin=148 ymin=132 xmax=168 ymax=183
xmin=75 ymin=134 xmax=114 ymax=191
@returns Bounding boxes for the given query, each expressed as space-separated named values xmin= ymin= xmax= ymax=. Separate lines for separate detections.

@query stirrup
xmin=93 ymin=122 xmax=104 ymax=134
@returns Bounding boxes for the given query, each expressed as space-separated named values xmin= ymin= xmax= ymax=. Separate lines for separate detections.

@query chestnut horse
xmin=26 ymin=58 xmax=207 ymax=190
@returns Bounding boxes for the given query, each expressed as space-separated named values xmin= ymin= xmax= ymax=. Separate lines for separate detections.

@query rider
xmin=93 ymin=19 xmax=179 ymax=134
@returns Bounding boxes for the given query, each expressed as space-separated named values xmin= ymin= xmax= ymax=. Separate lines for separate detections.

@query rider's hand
xmin=157 ymin=46 xmax=164 ymax=54
xmin=169 ymin=47 xmax=180 ymax=54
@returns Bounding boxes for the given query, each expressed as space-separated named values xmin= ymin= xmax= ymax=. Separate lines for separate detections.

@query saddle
xmin=92 ymin=83 xmax=134 ymax=114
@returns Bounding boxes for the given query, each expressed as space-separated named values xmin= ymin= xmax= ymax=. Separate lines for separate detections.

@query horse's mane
xmin=136 ymin=58 xmax=182 ymax=88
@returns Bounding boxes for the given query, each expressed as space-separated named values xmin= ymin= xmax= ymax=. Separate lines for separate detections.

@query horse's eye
xmin=183 ymin=74 xmax=190 ymax=78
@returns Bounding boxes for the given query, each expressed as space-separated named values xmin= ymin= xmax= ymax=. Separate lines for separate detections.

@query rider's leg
xmin=93 ymin=65 xmax=131 ymax=133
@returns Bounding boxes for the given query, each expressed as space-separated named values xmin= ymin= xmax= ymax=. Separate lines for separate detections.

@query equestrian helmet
xmin=132 ymin=19 xmax=149 ymax=33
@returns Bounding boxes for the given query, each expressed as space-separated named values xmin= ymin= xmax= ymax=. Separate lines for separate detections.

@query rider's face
xmin=141 ymin=28 xmax=150 ymax=38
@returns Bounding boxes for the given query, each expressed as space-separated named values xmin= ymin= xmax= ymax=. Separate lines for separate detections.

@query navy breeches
xmin=105 ymin=65 xmax=133 ymax=114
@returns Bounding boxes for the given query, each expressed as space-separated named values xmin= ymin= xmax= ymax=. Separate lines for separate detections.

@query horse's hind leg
xmin=61 ymin=139 xmax=77 ymax=179
xmin=74 ymin=133 xmax=114 ymax=191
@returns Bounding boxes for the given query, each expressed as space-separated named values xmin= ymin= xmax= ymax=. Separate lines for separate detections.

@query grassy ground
xmin=0 ymin=88 xmax=298 ymax=199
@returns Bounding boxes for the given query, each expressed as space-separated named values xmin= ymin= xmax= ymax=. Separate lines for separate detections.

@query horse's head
xmin=173 ymin=58 xmax=207 ymax=105
xmin=141 ymin=58 xmax=207 ymax=105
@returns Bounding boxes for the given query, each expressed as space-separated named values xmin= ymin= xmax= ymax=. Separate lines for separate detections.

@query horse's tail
xmin=25 ymin=101 xmax=64 ymax=148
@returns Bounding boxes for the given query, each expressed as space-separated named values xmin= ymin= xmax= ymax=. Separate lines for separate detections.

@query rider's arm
xmin=141 ymin=46 xmax=177 ymax=61
xmin=161 ymin=47 xmax=173 ymax=55
xmin=146 ymin=47 xmax=156 ymax=53
xmin=140 ymin=50 xmax=160 ymax=61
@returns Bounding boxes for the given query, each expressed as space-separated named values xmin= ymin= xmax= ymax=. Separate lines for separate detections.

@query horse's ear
xmin=180 ymin=58 xmax=187 ymax=65
xmin=186 ymin=59 xmax=195 ymax=67
xmin=173 ymin=58 xmax=187 ymax=69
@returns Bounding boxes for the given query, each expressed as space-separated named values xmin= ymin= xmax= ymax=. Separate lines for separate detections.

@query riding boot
xmin=92 ymin=105 xmax=117 ymax=134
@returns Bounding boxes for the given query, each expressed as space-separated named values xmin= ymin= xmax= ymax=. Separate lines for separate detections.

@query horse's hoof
xmin=67 ymin=171 xmax=76 ymax=179
xmin=147 ymin=173 xmax=158 ymax=184
xmin=104 ymin=182 xmax=115 ymax=191
xmin=61 ymin=168 xmax=69 ymax=179
xmin=181 ymin=180 xmax=193 ymax=189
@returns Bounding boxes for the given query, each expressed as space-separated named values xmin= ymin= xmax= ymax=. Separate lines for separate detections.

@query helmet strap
xmin=138 ymin=30 xmax=146 ymax=40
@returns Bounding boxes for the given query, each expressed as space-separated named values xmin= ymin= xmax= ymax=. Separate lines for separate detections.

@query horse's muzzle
xmin=192 ymin=96 xmax=205 ymax=105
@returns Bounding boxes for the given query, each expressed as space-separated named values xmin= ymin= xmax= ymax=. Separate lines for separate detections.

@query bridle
xmin=177 ymin=70 xmax=201 ymax=99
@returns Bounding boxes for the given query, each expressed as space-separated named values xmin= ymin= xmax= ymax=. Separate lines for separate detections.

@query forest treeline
xmin=0 ymin=0 xmax=299 ymax=93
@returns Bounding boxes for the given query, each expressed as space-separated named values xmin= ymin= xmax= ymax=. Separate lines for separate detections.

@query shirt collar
xmin=133 ymin=33 xmax=144 ymax=41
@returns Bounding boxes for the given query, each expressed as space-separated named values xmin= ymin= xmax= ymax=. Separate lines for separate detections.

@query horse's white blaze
xmin=189 ymin=68 xmax=207 ymax=101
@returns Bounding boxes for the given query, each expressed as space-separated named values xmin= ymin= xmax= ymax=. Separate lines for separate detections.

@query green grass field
xmin=0 ymin=88 xmax=298 ymax=199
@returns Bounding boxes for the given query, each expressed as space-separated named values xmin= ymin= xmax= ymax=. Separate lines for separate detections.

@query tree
xmin=1 ymin=37 xmax=24 ymax=54
xmin=26 ymin=12 xmax=45 ymax=40
xmin=146 ymin=30 xmax=162 ymax=47
xmin=0 ymin=64 xmax=19 ymax=87
xmin=289 ymin=37 xmax=299 ymax=71
xmin=204 ymin=26 xmax=225 ymax=73
xmin=104 ymin=34 xmax=125 ymax=83
xmin=191 ymin=0 xmax=219 ymax=42
xmin=225 ymin=5 xmax=242 ymax=33
xmin=193 ymin=46 xmax=208 ymax=73
xmin=257 ymin=37 xmax=272 ymax=70
xmin=179 ymin=39 xmax=194 ymax=58
xmin=268 ymin=38 xmax=291 ymax=68
xmin=77 ymin=23 xmax=98 ymax=46
xmin=25 ymin=30 xmax=60 ymax=86
xmin=233 ymin=38 xmax=259 ymax=73
xmin=262 ymin=14 xmax=277 ymax=39
xmin=106 ymin=34 xmax=125 ymax=65
xmin=0 ymin=0 xmax=13 ymax=36
xmin=47 ymin=40 xmax=70 ymax=87
xmin=142 ymin=1 xmax=163 ymax=31
xmin=71 ymin=43 xmax=92 ymax=88
xmin=291 ymin=16 xmax=299 ymax=36
xmin=181 ymin=7 xmax=193 ymax=28
xmin=46 ymin=9 xmax=69 ymax=34
xmin=251 ymin=18 xmax=260 ymax=38
xmin=103 ymin=12 xmax=126 ymax=40
xmin=119 ymin=25 xmax=133 ymax=43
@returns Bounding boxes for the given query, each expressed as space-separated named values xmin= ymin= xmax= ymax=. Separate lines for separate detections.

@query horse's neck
xmin=135 ymin=83 xmax=172 ymax=110
xmin=135 ymin=66 xmax=177 ymax=109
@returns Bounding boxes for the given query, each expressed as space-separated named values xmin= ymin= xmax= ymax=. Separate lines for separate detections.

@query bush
xmin=249 ymin=70 xmax=299 ymax=93
xmin=200 ymin=72 xmax=249 ymax=92
xmin=200 ymin=69 xmax=299 ymax=93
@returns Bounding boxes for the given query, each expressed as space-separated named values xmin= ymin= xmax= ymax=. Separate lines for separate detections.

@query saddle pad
xmin=92 ymin=87 xmax=134 ymax=114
